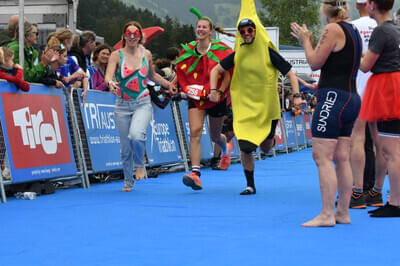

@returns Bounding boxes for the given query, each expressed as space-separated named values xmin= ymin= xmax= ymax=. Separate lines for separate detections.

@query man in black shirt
xmin=210 ymin=18 xmax=302 ymax=195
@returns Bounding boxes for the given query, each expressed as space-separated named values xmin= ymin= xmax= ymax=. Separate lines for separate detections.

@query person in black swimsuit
xmin=291 ymin=0 xmax=362 ymax=227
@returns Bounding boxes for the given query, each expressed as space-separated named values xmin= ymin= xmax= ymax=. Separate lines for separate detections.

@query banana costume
xmin=231 ymin=0 xmax=280 ymax=146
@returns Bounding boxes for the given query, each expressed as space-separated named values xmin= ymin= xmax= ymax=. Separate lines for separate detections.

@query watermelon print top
xmin=116 ymin=49 xmax=149 ymax=100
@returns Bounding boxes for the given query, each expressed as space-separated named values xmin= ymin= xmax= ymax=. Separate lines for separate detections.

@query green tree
xmin=259 ymin=0 xmax=320 ymax=46
xmin=77 ymin=0 xmax=195 ymax=58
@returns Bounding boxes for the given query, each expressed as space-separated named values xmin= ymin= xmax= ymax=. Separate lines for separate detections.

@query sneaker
xmin=370 ymin=203 xmax=400 ymax=217
xmin=219 ymin=154 xmax=231 ymax=170
xmin=368 ymin=205 xmax=385 ymax=214
xmin=349 ymin=191 xmax=367 ymax=209
xmin=227 ymin=139 xmax=234 ymax=154
xmin=366 ymin=189 xmax=384 ymax=207
xmin=210 ymin=157 xmax=220 ymax=170
xmin=240 ymin=186 xmax=256 ymax=195
xmin=182 ymin=173 xmax=202 ymax=190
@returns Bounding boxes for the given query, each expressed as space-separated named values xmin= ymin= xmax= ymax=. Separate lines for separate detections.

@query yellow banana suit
xmin=231 ymin=0 xmax=281 ymax=146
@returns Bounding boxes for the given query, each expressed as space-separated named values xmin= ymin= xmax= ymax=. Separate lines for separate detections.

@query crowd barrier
xmin=0 ymin=80 xmax=313 ymax=203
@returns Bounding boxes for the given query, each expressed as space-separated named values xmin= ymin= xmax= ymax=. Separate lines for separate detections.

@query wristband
xmin=211 ymin=88 xmax=223 ymax=96
xmin=293 ymin=93 xmax=302 ymax=98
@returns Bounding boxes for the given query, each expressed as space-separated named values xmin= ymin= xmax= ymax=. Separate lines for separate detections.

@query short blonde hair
xmin=321 ymin=0 xmax=349 ymax=20
xmin=0 ymin=47 xmax=14 ymax=65
xmin=55 ymin=28 xmax=74 ymax=43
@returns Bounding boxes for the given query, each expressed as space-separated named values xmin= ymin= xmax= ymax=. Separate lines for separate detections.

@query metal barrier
xmin=169 ymin=101 xmax=190 ymax=172
xmin=0 ymin=80 xmax=314 ymax=203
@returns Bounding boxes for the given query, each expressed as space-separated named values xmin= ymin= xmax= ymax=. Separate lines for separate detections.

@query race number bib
xmin=183 ymin=84 xmax=205 ymax=101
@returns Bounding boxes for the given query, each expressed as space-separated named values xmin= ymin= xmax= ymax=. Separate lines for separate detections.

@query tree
xmin=77 ymin=0 xmax=195 ymax=58
xmin=259 ymin=0 xmax=320 ymax=46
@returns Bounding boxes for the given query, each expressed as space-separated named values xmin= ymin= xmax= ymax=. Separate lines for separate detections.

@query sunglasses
xmin=239 ymin=27 xmax=255 ymax=35
xmin=124 ymin=28 xmax=141 ymax=39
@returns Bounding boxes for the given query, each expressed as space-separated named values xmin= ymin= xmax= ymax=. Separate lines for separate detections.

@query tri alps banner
xmin=78 ymin=89 xmax=122 ymax=172
xmin=0 ymin=81 xmax=77 ymax=183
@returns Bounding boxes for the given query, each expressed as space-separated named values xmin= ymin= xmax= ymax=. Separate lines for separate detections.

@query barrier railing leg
xmin=301 ymin=115 xmax=308 ymax=149
xmin=69 ymin=89 xmax=90 ymax=188
xmin=292 ymin=116 xmax=300 ymax=151
xmin=280 ymin=117 xmax=289 ymax=154
xmin=0 ymin=176 xmax=6 ymax=203
xmin=171 ymin=101 xmax=189 ymax=172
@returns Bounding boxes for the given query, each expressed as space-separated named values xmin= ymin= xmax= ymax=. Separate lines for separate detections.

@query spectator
xmin=38 ymin=45 xmax=67 ymax=89
xmin=359 ymin=0 xmax=400 ymax=217
xmin=164 ymin=46 xmax=179 ymax=80
xmin=69 ymin=30 xmax=96 ymax=91
xmin=0 ymin=47 xmax=29 ymax=91
xmin=0 ymin=15 xmax=19 ymax=46
xmin=92 ymin=44 xmax=112 ymax=91
xmin=394 ymin=7 xmax=400 ymax=24
xmin=154 ymin=58 xmax=172 ymax=80
xmin=51 ymin=29 xmax=86 ymax=88
xmin=7 ymin=21 xmax=54 ymax=83
xmin=154 ymin=47 xmax=179 ymax=81
xmin=349 ymin=0 xmax=384 ymax=210
xmin=291 ymin=0 xmax=362 ymax=226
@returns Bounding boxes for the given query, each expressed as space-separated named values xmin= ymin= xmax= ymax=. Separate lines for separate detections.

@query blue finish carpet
xmin=0 ymin=149 xmax=398 ymax=266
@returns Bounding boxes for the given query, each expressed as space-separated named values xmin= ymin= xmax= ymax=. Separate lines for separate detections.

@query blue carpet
xmin=0 ymin=148 xmax=398 ymax=266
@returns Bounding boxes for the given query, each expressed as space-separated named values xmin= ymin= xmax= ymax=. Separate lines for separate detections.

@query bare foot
xmin=301 ymin=213 xmax=336 ymax=227
xmin=135 ymin=167 xmax=145 ymax=180
xmin=335 ymin=211 xmax=351 ymax=224
xmin=122 ymin=186 xmax=131 ymax=192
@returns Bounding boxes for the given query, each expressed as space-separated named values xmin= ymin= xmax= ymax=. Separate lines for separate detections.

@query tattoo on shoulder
xmin=316 ymin=29 xmax=329 ymax=51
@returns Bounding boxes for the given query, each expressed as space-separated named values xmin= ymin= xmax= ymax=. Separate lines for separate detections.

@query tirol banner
xmin=146 ymin=103 xmax=182 ymax=166
xmin=0 ymin=81 xmax=76 ymax=183
xmin=282 ymin=112 xmax=297 ymax=149
xmin=78 ymin=89 xmax=122 ymax=172
xmin=179 ymin=101 xmax=214 ymax=160
xmin=274 ymin=119 xmax=286 ymax=151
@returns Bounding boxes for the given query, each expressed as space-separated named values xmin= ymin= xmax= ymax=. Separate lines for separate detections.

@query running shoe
xmin=366 ymin=188 xmax=384 ymax=207
xmin=219 ymin=154 xmax=231 ymax=170
xmin=370 ymin=203 xmax=400 ymax=217
xmin=349 ymin=191 xmax=367 ymax=209
xmin=182 ymin=172 xmax=202 ymax=190
xmin=240 ymin=186 xmax=256 ymax=195
xmin=210 ymin=157 xmax=220 ymax=170
xmin=227 ymin=139 xmax=235 ymax=154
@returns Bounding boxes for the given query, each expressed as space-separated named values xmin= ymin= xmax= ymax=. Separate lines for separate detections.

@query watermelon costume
xmin=175 ymin=39 xmax=233 ymax=109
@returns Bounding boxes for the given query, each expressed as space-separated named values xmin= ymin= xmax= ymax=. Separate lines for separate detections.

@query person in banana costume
xmin=210 ymin=0 xmax=301 ymax=195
